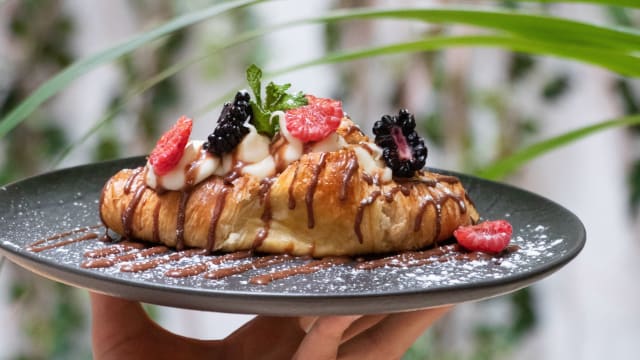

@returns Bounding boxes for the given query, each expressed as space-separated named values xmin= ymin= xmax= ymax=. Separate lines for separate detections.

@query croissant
xmin=100 ymin=150 xmax=478 ymax=257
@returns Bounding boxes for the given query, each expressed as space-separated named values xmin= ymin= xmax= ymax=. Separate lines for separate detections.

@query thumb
xmin=89 ymin=292 xmax=156 ymax=358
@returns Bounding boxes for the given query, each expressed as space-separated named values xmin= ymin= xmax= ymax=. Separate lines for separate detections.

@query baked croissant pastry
xmin=99 ymin=66 xmax=479 ymax=257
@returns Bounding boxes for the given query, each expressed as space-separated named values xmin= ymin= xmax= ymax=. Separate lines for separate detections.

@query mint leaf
xmin=250 ymin=102 xmax=275 ymax=136
xmin=264 ymin=82 xmax=290 ymax=110
xmin=245 ymin=64 xmax=307 ymax=137
xmin=246 ymin=64 xmax=262 ymax=105
xmin=265 ymin=82 xmax=307 ymax=112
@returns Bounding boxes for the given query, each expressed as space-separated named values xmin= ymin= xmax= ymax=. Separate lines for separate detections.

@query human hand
xmin=90 ymin=292 xmax=451 ymax=360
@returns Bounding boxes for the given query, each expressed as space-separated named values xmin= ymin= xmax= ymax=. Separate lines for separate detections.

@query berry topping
xmin=373 ymin=109 xmax=427 ymax=177
xmin=285 ymin=95 xmax=343 ymax=142
xmin=453 ymin=220 xmax=513 ymax=254
xmin=204 ymin=90 xmax=253 ymax=155
xmin=149 ymin=116 xmax=193 ymax=176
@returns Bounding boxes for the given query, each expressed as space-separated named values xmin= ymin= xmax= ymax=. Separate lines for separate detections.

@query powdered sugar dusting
xmin=1 ymin=212 xmax=567 ymax=296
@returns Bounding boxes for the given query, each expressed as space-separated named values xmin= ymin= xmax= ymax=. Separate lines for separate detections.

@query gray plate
xmin=0 ymin=157 xmax=585 ymax=315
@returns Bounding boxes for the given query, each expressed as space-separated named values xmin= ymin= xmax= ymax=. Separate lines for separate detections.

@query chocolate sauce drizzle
xmin=26 ymin=225 xmax=518 ymax=285
xmin=121 ymin=177 xmax=147 ymax=241
xmin=175 ymin=191 xmax=191 ymax=251
xmin=28 ymin=232 xmax=99 ymax=253
xmin=354 ymin=190 xmax=381 ymax=244
xmin=339 ymin=155 xmax=359 ymax=201
xmin=305 ymin=153 xmax=327 ymax=229
xmin=152 ymin=202 xmax=162 ymax=243
xmin=288 ymin=163 xmax=300 ymax=210
xmin=124 ymin=167 xmax=144 ymax=194
xmin=206 ymin=180 xmax=229 ymax=253
xmin=254 ymin=177 xmax=276 ymax=248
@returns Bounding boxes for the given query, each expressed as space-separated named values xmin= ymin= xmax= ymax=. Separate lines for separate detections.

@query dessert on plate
xmin=99 ymin=65 xmax=483 ymax=257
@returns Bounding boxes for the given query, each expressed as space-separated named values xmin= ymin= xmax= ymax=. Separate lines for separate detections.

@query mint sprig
xmin=246 ymin=64 xmax=308 ymax=137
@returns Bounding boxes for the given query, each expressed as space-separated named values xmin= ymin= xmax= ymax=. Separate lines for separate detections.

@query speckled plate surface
xmin=0 ymin=156 xmax=585 ymax=315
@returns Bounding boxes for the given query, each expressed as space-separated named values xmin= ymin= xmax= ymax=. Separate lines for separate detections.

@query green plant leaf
xmin=513 ymin=0 xmax=640 ymax=8
xmin=0 ymin=0 xmax=262 ymax=139
xmin=312 ymin=7 xmax=640 ymax=52
xmin=273 ymin=34 xmax=640 ymax=77
xmin=476 ymin=114 xmax=640 ymax=180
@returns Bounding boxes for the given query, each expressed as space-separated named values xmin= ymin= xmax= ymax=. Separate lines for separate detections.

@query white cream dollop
xmin=242 ymin=156 xmax=276 ymax=179
xmin=352 ymin=142 xmax=392 ymax=183
xmin=237 ymin=123 xmax=276 ymax=178
xmin=213 ymin=154 xmax=233 ymax=176
xmin=236 ymin=123 xmax=271 ymax=163
xmin=145 ymin=140 xmax=219 ymax=191
xmin=308 ymin=132 xmax=347 ymax=154
xmin=274 ymin=111 xmax=303 ymax=166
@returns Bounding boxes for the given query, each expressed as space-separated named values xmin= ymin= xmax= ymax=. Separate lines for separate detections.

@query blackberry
xmin=373 ymin=109 xmax=428 ymax=177
xmin=204 ymin=90 xmax=252 ymax=155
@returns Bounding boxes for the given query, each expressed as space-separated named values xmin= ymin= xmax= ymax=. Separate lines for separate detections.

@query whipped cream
xmin=274 ymin=111 xmax=303 ymax=167
xmin=351 ymin=142 xmax=392 ymax=183
xmin=213 ymin=154 xmax=233 ymax=176
xmin=236 ymin=124 xmax=276 ymax=178
xmin=145 ymin=140 xmax=219 ymax=191
xmin=236 ymin=124 xmax=271 ymax=163
xmin=242 ymin=156 xmax=276 ymax=179
xmin=308 ymin=132 xmax=347 ymax=153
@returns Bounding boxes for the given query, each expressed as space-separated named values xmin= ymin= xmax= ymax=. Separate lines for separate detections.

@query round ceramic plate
xmin=0 ymin=157 xmax=585 ymax=315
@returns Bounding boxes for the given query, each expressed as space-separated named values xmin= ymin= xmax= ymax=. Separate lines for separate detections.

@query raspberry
xmin=453 ymin=220 xmax=513 ymax=254
xmin=373 ymin=109 xmax=427 ymax=177
xmin=149 ymin=116 xmax=193 ymax=175
xmin=285 ymin=95 xmax=343 ymax=142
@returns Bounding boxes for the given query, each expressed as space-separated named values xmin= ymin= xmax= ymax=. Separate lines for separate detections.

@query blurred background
xmin=0 ymin=0 xmax=639 ymax=359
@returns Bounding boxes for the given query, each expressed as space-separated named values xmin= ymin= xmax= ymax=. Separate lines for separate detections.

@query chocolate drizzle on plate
xmin=26 ymin=225 xmax=517 ymax=286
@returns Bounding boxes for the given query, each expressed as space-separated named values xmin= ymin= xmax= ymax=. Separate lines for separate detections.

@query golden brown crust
xmin=100 ymin=148 xmax=479 ymax=257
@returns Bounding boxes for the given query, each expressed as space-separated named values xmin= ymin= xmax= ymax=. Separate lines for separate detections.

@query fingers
xmin=339 ymin=306 xmax=452 ymax=360
xmin=89 ymin=292 xmax=220 ymax=360
xmin=299 ymin=315 xmax=387 ymax=343
xmin=341 ymin=314 xmax=387 ymax=342
xmin=224 ymin=316 xmax=306 ymax=360
xmin=293 ymin=316 xmax=361 ymax=360
xmin=298 ymin=316 xmax=318 ymax=333
xmin=90 ymin=292 xmax=160 ymax=360
xmin=90 ymin=292 xmax=152 ymax=346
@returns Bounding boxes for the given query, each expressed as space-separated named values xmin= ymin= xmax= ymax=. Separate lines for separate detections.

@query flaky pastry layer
xmin=100 ymin=149 xmax=479 ymax=257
